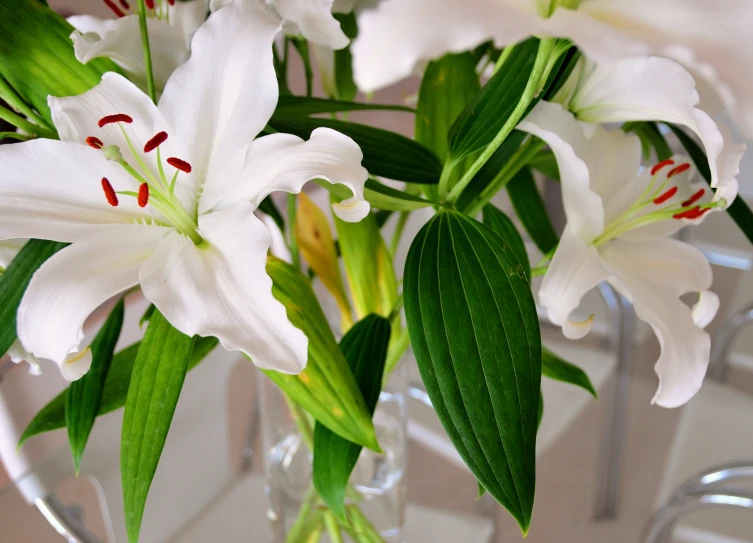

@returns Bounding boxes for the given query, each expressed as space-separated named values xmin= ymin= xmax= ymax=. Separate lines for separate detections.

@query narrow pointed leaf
xmin=669 ymin=123 xmax=753 ymax=246
xmin=447 ymin=39 xmax=540 ymax=161
xmin=19 ymin=337 xmax=219 ymax=448
xmin=333 ymin=204 xmax=398 ymax=319
xmin=313 ymin=314 xmax=390 ymax=519
xmin=265 ymin=257 xmax=380 ymax=452
xmin=482 ymin=204 xmax=531 ymax=277
xmin=268 ymin=116 xmax=442 ymax=184
xmin=0 ymin=239 xmax=67 ymax=357
xmin=507 ymin=167 xmax=559 ymax=254
xmin=542 ymin=348 xmax=597 ymax=398
xmin=364 ymin=179 xmax=434 ymax=212
xmin=66 ymin=299 xmax=124 ymax=473
xmin=296 ymin=192 xmax=352 ymax=328
xmin=404 ymin=210 xmax=541 ymax=533
xmin=273 ymin=96 xmax=414 ymax=117
xmin=121 ymin=310 xmax=196 ymax=543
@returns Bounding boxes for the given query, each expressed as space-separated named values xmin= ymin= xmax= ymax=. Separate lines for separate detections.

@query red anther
xmin=651 ymin=159 xmax=675 ymax=176
xmin=682 ymin=188 xmax=706 ymax=207
xmin=144 ymin=131 xmax=168 ymax=153
xmin=168 ymin=0 xmax=175 ymax=4
xmin=145 ymin=0 xmax=154 ymax=8
xmin=119 ymin=0 xmax=130 ymax=9
xmin=101 ymin=178 xmax=119 ymax=207
xmin=653 ymin=186 xmax=678 ymax=205
xmin=98 ymin=114 xmax=133 ymax=127
xmin=86 ymin=136 xmax=104 ymax=149
xmin=103 ymin=0 xmax=126 ymax=17
xmin=167 ymin=157 xmax=192 ymax=173
xmin=137 ymin=183 xmax=149 ymax=207
xmin=673 ymin=206 xmax=709 ymax=220
xmin=667 ymin=163 xmax=691 ymax=178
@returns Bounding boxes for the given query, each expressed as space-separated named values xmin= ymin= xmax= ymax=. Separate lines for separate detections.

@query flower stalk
xmin=137 ymin=0 xmax=157 ymax=103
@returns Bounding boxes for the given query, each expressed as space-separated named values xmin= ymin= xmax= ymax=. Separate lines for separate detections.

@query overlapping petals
xmin=1 ymin=0 xmax=370 ymax=379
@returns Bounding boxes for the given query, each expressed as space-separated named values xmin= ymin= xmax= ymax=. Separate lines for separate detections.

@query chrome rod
xmin=669 ymin=462 xmax=753 ymax=503
xmin=35 ymin=495 xmax=103 ymax=543
xmin=707 ymin=302 xmax=753 ymax=381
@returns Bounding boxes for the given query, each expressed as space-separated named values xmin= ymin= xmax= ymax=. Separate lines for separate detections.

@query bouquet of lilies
xmin=3 ymin=0 xmax=752 ymax=541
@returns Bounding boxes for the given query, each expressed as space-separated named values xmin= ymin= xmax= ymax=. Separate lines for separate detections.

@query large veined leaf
xmin=0 ymin=0 xmax=120 ymax=125
xmin=669 ymin=123 xmax=753 ymax=246
xmin=313 ymin=314 xmax=390 ymax=519
xmin=507 ymin=167 xmax=559 ymax=255
xmin=265 ymin=256 xmax=380 ymax=452
xmin=268 ymin=116 xmax=442 ymax=184
xmin=0 ymin=239 xmax=67 ymax=357
xmin=66 ymin=299 xmax=124 ymax=474
xmin=447 ymin=39 xmax=540 ymax=162
xmin=333 ymin=204 xmax=398 ymax=320
xmin=482 ymin=204 xmax=531 ymax=277
xmin=121 ymin=310 xmax=196 ymax=543
xmin=404 ymin=210 xmax=541 ymax=533
xmin=18 ymin=337 xmax=219 ymax=448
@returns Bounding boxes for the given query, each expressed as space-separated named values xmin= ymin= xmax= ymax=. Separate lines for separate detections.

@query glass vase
xmin=261 ymin=363 xmax=408 ymax=543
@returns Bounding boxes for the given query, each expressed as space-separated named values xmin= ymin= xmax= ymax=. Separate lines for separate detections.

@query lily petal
xmin=0 ymin=139 xmax=151 ymax=242
xmin=139 ymin=202 xmax=308 ymax=373
xmin=159 ymin=0 xmax=281 ymax=185
xmin=568 ymin=56 xmax=742 ymax=190
xmin=168 ymin=0 xmax=211 ymax=45
xmin=540 ymin=227 xmax=611 ymax=338
xmin=69 ymin=15 xmax=188 ymax=92
xmin=17 ymin=224 xmax=168 ymax=374
xmin=7 ymin=340 xmax=42 ymax=377
xmin=352 ymin=0 xmax=539 ymax=92
xmin=275 ymin=0 xmax=350 ymax=49
xmin=693 ymin=290 xmax=720 ymax=329
xmin=602 ymin=237 xmax=714 ymax=408
xmin=201 ymin=128 xmax=369 ymax=221
xmin=552 ymin=0 xmax=753 ymax=139
xmin=518 ymin=101 xmax=604 ymax=241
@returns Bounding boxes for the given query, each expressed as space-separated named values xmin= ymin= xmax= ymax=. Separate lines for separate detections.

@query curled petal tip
xmin=563 ymin=314 xmax=594 ymax=340
xmin=333 ymin=196 xmax=370 ymax=222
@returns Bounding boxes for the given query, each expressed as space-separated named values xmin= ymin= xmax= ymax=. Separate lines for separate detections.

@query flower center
xmin=102 ymin=0 xmax=174 ymax=21
xmin=89 ymin=113 xmax=202 ymax=244
xmin=592 ymin=159 xmax=723 ymax=247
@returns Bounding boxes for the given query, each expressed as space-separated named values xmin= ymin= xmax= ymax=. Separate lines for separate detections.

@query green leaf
xmin=482 ymin=204 xmax=531 ymax=277
xmin=332 ymin=12 xmax=358 ymax=101
xmin=313 ymin=314 xmax=390 ymax=519
xmin=415 ymin=52 xmax=481 ymax=201
xmin=333 ymin=204 xmax=398 ymax=319
xmin=528 ymin=150 xmax=560 ymax=181
xmin=404 ymin=210 xmax=541 ymax=533
xmin=669 ymin=123 xmax=753 ymax=246
xmin=365 ymin=179 xmax=434 ymax=211
xmin=273 ymin=96 xmax=414 ymax=117
xmin=0 ymin=240 xmax=67 ymax=357
xmin=268 ymin=116 xmax=442 ymax=184
xmin=542 ymin=348 xmax=597 ymax=398
xmin=625 ymin=122 xmax=672 ymax=161
xmin=507 ymin=167 xmax=559 ymax=254
xmin=0 ymin=0 xmax=120 ymax=126
xmin=18 ymin=337 xmax=218 ymax=448
xmin=447 ymin=39 xmax=540 ymax=161
xmin=258 ymin=195 xmax=285 ymax=232
xmin=265 ymin=257 xmax=380 ymax=452
xmin=66 ymin=300 xmax=124 ymax=474
xmin=122 ymin=310 xmax=196 ymax=543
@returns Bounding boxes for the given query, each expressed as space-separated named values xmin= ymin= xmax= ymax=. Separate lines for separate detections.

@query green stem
xmin=531 ymin=265 xmax=548 ymax=277
xmin=465 ymin=137 xmax=547 ymax=215
xmin=347 ymin=505 xmax=385 ymax=543
xmin=389 ymin=212 xmax=410 ymax=257
xmin=437 ymin=159 xmax=456 ymax=201
xmin=446 ymin=38 xmax=557 ymax=205
xmin=288 ymin=193 xmax=301 ymax=271
xmin=285 ymin=486 xmax=319 ymax=543
xmin=0 ymin=76 xmax=52 ymax=131
xmin=0 ymin=106 xmax=56 ymax=139
xmin=0 ymin=131 xmax=32 ymax=142
xmin=323 ymin=511 xmax=344 ymax=543
xmin=137 ymin=0 xmax=157 ymax=103
xmin=494 ymin=42 xmax=517 ymax=74
xmin=293 ymin=39 xmax=314 ymax=98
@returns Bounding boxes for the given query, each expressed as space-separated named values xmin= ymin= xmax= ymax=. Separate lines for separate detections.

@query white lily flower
xmin=210 ymin=0 xmax=351 ymax=49
xmin=0 ymin=1 xmax=369 ymax=379
xmin=352 ymin=0 xmax=753 ymax=138
xmin=69 ymin=0 xmax=209 ymax=92
xmin=556 ymin=56 xmax=746 ymax=196
xmin=8 ymin=339 xmax=92 ymax=380
xmin=518 ymin=101 xmax=741 ymax=408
